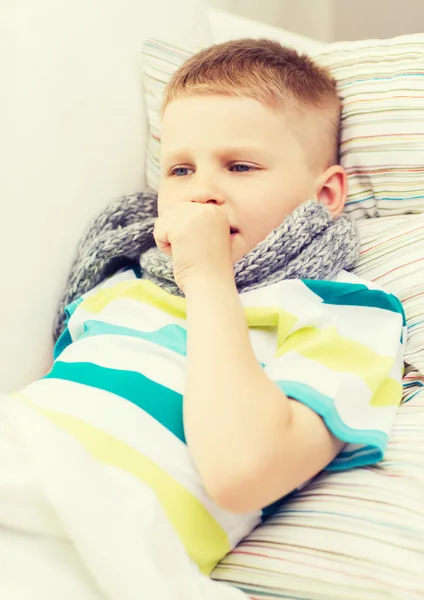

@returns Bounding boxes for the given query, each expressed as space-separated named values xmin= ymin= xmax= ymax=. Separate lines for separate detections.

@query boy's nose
xmin=188 ymin=188 xmax=223 ymax=205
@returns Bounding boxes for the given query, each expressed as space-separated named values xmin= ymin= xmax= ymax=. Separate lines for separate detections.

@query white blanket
xmin=0 ymin=394 xmax=247 ymax=600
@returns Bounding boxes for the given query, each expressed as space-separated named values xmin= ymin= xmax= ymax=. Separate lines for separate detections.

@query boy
xmin=151 ymin=39 xmax=404 ymax=511
xmin=5 ymin=39 xmax=405 ymax=589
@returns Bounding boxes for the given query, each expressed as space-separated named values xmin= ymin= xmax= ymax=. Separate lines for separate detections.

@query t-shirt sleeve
xmin=263 ymin=281 xmax=406 ymax=471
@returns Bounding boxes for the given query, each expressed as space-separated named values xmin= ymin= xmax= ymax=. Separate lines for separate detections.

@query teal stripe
xmin=302 ymin=280 xmax=406 ymax=326
xmin=65 ymin=297 xmax=84 ymax=320
xmin=43 ymin=361 xmax=186 ymax=443
xmin=80 ymin=320 xmax=187 ymax=356
xmin=54 ymin=327 xmax=73 ymax=360
xmin=337 ymin=444 xmax=377 ymax=459
xmin=125 ymin=264 xmax=142 ymax=278
xmin=261 ymin=498 xmax=286 ymax=520
xmin=54 ymin=297 xmax=84 ymax=358
xmin=276 ymin=380 xmax=387 ymax=469
xmin=331 ymin=448 xmax=381 ymax=470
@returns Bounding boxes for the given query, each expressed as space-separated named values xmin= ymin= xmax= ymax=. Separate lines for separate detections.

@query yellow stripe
xmin=244 ymin=306 xmax=298 ymax=349
xmin=371 ymin=376 xmax=402 ymax=408
xmin=14 ymin=394 xmax=230 ymax=575
xmin=278 ymin=326 xmax=401 ymax=404
xmin=81 ymin=279 xmax=298 ymax=344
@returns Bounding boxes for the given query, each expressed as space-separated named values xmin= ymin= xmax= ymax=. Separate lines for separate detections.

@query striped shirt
xmin=16 ymin=268 xmax=406 ymax=574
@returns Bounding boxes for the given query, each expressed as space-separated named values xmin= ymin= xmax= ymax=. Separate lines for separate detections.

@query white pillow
xmin=0 ymin=0 xmax=212 ymax=393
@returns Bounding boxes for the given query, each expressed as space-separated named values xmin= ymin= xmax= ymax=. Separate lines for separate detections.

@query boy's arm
xmin=184 ymin=272 xmax=344 ymax=514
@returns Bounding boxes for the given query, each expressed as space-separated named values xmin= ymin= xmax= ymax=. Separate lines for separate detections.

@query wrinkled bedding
xmin=0 ymin=394 xmax=246 ymax=600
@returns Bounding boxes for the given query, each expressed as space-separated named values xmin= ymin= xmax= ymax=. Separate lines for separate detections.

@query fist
xmin=153 ymin=202 xmax=234 ymax=291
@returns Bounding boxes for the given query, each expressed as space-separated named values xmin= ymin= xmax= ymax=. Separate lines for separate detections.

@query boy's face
xmin=159 ymin=95 xmax=321 ymax=263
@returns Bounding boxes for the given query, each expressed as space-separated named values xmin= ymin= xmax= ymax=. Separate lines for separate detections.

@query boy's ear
xmin=315 ymin=165 xmax=347 ymax=217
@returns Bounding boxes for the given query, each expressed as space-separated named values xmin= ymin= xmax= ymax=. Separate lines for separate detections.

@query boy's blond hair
xmin=163 ymin=39 xmax=340 ymax=171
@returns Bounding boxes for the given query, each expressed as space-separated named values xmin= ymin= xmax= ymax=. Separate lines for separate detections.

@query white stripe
xmin=266 ymin=351 xmax=398 ymax=435
xmin=77 ymin=296 xmax=186 ymax=332
xmin=19 ymin=378 xmax=261 ymax=544
xmin=239 ymin=278 xmax=320 ymax=314
xmin=58 ymin=334 xmax=187 ymax=395
xmin=248 ymin=327 xmax=278 ymax=364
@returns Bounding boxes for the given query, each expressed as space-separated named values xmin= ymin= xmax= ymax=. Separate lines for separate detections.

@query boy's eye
xmin=168 ymin=163 xmax=257 ymax=176
xmin=230 ymin=163 xmax=256 ymax=173
xmin=170 ymin=166 xmax=194 ymax=177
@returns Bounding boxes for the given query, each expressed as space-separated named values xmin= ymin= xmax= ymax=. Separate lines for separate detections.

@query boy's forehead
xmin=161 ymin=143 xmax=271 ymax=163
xmin=162 ymin=94 xmax=280 ymax=125
xmin=160 ymin=95 xmax=289 ymax=156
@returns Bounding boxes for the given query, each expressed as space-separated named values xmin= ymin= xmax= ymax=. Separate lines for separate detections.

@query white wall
xmin=334 ymin=0 xmax=424 ymax=41
xmin=208 ymin=0 xmax=424 ymax=42
xmin=207 ymin=0 xmax=332 ymax=41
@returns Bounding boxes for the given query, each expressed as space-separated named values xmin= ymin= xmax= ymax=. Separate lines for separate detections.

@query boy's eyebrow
xmin=161 ymin=145 xmax=270 ymax=163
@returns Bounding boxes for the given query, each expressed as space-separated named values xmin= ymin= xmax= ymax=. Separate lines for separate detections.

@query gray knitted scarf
xmin=53 ymin=189 xmax=360 ymax=341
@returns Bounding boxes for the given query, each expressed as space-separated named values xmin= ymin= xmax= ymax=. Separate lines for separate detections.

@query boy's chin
xmin=231 ymin=237 xmax=249 ymax=264
xmin=232 ymin=233 xmax=266 ymax=263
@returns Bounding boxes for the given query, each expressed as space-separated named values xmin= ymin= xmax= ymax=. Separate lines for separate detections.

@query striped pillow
xmin=142 ymin=40 xmax=201 ymax=192
xmin=354 ymin=214 xmax=424 ymax=374
xmin=142 ymin=35 xmax=424 ymax=219
xmin=313 ymin=34 xmax=424 ymax=220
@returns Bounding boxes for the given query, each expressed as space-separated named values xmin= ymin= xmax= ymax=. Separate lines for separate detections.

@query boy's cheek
xmin=158 ymin=180 xmax=183 ymax=207
xmin=157 ymin=187 xmax=173 ymax=215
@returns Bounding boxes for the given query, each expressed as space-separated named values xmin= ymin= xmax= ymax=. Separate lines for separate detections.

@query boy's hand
xmin=153 ymin=202 xmax=234 ymax=291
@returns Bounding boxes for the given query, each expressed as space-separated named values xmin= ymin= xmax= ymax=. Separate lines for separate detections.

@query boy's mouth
xmin=230 ymin=226 xmax=239 ymax=237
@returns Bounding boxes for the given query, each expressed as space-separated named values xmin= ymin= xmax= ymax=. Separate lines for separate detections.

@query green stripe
xmin=302 ymin=280 xmax=406 ymax=325
xmin=43 ymin=361 xmax=186 ymax=442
